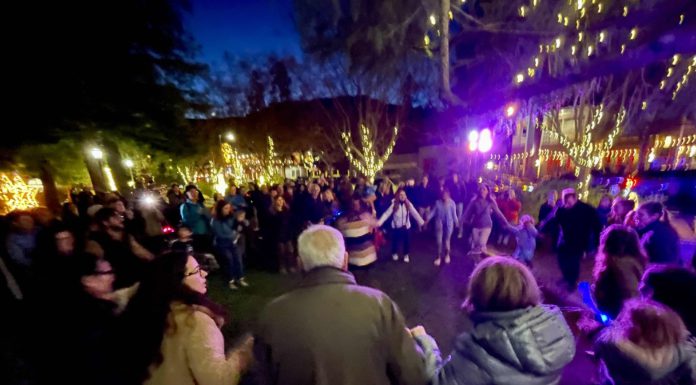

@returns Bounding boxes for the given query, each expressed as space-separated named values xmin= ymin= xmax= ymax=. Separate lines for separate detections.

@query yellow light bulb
xmin=429 ymin=14 xmax=436 ymax=25
xmin=672 ymin=54 xmax=680 ymax=65
xmin=578 ymin=32 xmax=583 ymax=42
xmin=555 ymin=38 xmax=562 ymax=48
xmin=571 ymin=45 xmax=577 ymax=55
xmin=587 ymin=45 xmax=593 ymax=56
xmin=629 ymin=28 xmax=637 ymax=40
xmin=620 ymin=44 xmax=626 ymax=54
xmin=623 ymin=6 xmax=628 ymax=17
xmin=597 ymin=2 xmax=602 ymax=13
xmin=599 ymin=31 xmax=605 ymax=42
xmin=515 ymin=73 xmax=525 ymax=83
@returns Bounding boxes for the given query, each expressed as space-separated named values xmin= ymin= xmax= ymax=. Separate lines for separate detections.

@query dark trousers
xmin=215 ymin=244 xmax=244 ymax=281
xmin=391 ymin=227 xmax=410 ymax=255
xmin=557 ymin=244 xmax=583 ymax=288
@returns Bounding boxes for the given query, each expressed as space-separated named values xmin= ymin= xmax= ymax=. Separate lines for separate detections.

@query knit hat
xmin=561 ymin=188 xmax=576 ymax=201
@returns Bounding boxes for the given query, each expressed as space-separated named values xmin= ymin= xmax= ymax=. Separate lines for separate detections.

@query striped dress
xmin=337 ymin=212 xmax=377 ymax=267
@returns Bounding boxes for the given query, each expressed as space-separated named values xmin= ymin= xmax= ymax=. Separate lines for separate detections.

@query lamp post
xmin=467 ymin=128 xmax=494 ymax=176
xmin=123 ymin=159 xmax=135 ymax=187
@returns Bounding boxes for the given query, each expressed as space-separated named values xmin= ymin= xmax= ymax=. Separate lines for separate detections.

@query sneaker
xmin=392 ymin=253 xmax=399 ymax=261
xmin=444 ymin=255 xmax=451 ymax=264
xmin=237 ymin=278 xmax=249 ymax=287
xmin=403 ymin=255 xmax=410 ymax=263
xmin=434 ymin=258 xmax=441 ymax=266
xmin=228 ymin=280 xmax=239 ymax=290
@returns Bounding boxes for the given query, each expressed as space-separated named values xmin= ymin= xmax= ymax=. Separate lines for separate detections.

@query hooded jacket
xmin=431 ymin=305 xmax=575 ymax=385
xmin=595 ymin=332 xmax=696 ymax=385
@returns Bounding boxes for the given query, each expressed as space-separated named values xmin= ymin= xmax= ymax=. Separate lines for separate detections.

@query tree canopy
xmin=8 ymin=0 xmax=207 ymax=152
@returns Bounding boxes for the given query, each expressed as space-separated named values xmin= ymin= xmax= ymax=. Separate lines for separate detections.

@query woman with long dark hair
xmin=120 ymin=251 xmax=252 ymax=385
xmin=591 ymin=225 xmax=647 ymax=320
xmin=459 ymin=183 xmax=509 ymax=260
xmin=211 ymin=201 xmax=248 ymax=290
xmin=377 ymin=188 xmax=424 ymax=263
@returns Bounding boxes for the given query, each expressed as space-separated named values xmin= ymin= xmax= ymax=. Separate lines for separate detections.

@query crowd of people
xmin=2 ymin=173 xmax=696 ymax=385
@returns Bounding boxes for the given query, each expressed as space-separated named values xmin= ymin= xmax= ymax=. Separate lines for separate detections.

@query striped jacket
xmin=337 ymin=213 xmax=377 ymax=267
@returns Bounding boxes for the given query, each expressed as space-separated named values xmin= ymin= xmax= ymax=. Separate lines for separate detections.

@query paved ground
xmin=209 ymin=229 xmax=598 ymax=385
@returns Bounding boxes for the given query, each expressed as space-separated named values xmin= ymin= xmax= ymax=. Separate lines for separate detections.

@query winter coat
xmin=508 ymin=223 xmax=538 ymax=262
xmin=638 ymin=220 xmax=681 ymax=265
xmin=210 ymin=216 xmax=238 ymax=247
xmin=430 ymin=305 xmax=575 ymax=385
xmin=224 ymin=194 xmax=247 ymax=211
xmin=444 ymin=180 xmax=466 ymax=204
xmin=498 ymin=198 xmax=522 ymax=225
xmin=180 ymin=200 xmax=210 ymax=235
xmin=145 ymin=303 xmax=243 ymax=385
xmin=595 ymin=331 xmax=696 ymax=385
xmin=555 ymin=201 xmax=601 ymax=251
xmin=256 ymin=267 xmax=439 ymax=385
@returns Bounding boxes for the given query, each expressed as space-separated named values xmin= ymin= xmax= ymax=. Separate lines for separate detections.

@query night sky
xmin=187 ymin=0 xmax=302 ymax=67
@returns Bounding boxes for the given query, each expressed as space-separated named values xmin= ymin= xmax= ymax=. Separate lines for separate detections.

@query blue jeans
xmin=216 ymin=244 xmax=244 ymax=281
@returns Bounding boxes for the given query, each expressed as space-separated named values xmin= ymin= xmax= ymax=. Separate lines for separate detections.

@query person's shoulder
xmin=170 ymin=304 xmax=220 ymax=332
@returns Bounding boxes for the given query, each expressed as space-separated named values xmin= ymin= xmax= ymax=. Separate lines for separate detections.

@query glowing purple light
xmin=478 ymin=129 xmax=493 ymax=153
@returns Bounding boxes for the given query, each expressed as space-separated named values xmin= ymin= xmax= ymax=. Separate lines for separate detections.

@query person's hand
xmin=409 ymin=325 xmax=427 ymax=337
xmin=231 ymin=334 xmax=254 ymax=372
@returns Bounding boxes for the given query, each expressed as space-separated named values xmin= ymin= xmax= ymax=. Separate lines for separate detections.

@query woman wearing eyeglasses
xmin=120 ymin=251 xmax=253 ymax=385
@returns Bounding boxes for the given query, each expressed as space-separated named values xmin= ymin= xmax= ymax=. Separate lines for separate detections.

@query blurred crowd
xmin=1 ymin=173 xmax=695 ymax=385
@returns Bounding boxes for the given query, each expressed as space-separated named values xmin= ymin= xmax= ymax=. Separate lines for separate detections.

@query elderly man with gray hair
xmin=256 ymin=225 xmax=440 ymax=385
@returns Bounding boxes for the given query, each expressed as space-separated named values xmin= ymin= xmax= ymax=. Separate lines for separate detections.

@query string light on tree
xmin=341 ymin=124 xmax=398 ymax=182
xmin=0 ymin=173 xmax=42 ymax=214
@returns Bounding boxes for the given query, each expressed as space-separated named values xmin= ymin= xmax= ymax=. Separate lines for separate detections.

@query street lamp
xmin=467 ymin=128 xmax=493 ymax=153
xmin=505 ymin=105 xmax=517 ymax=118
xmin=91 ymin=148 xmax=103 ymax=160
xmin=123 ymin=159 xmax=135 ymax=187
xmin=225 ymin=132 xmax=235 ymax=142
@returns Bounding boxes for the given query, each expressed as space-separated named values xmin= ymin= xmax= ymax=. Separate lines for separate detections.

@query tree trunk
xmin=84 ymin=150 xmax=107 ymax=193
xmin=39 ymin=159 xmax=61 ymax=214
xmin=103 ymin=138 xmax=130 ymax=194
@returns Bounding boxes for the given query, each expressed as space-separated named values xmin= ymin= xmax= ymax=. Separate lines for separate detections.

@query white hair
xmin=297 ymin=225 xmax=346 ymax=271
